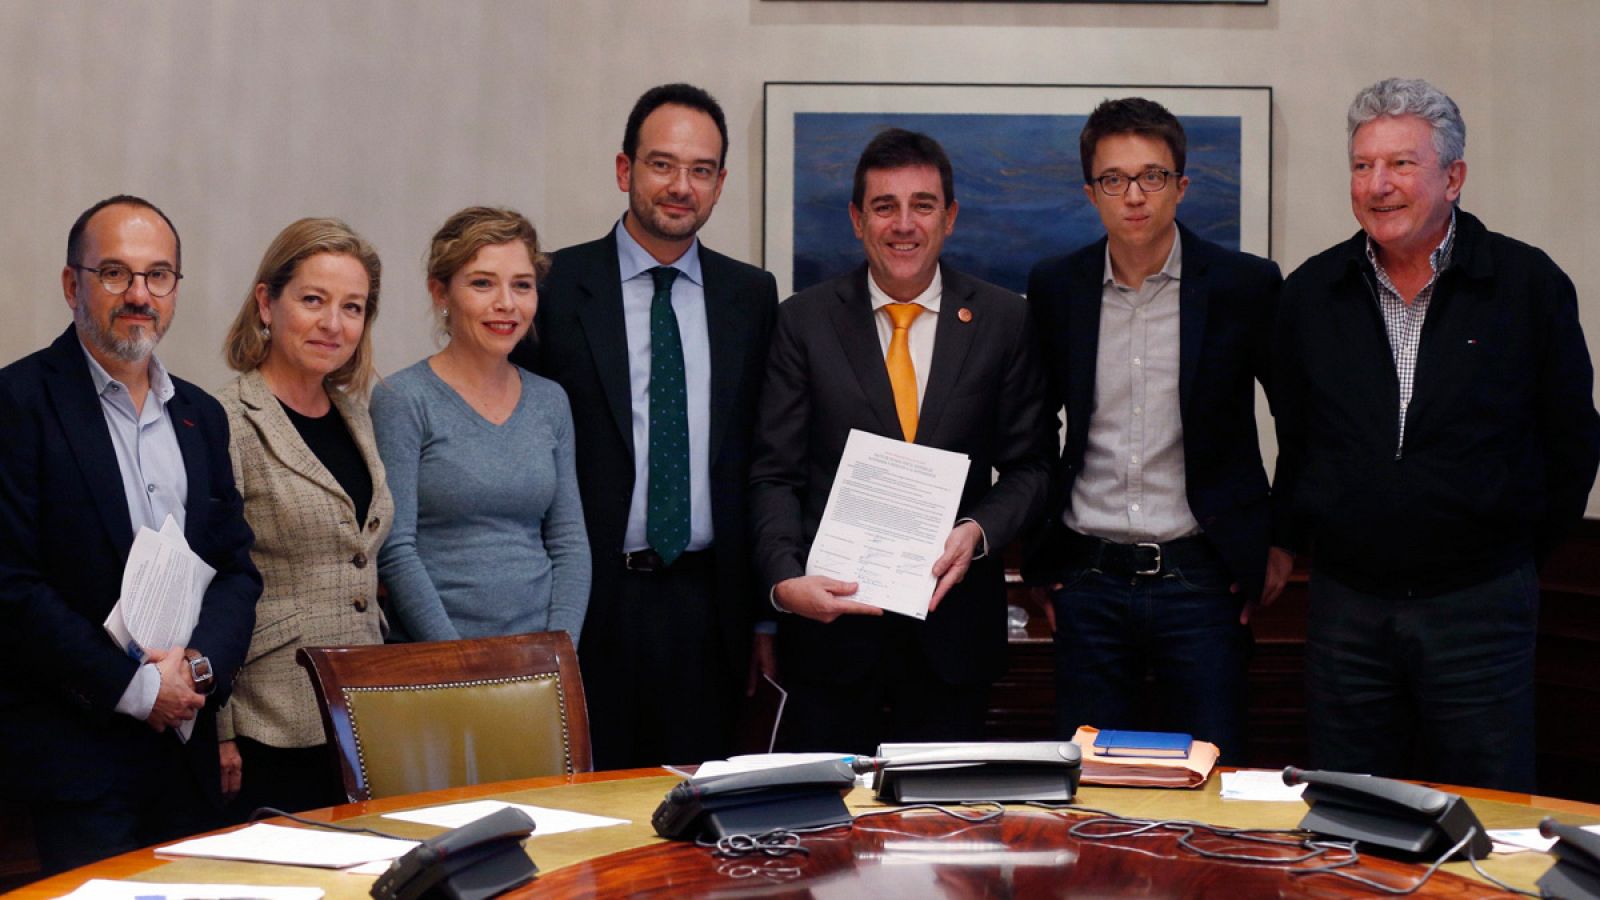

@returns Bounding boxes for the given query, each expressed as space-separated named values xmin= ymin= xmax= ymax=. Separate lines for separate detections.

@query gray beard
xmin=76 ymin=302 xmax=162 ymax=363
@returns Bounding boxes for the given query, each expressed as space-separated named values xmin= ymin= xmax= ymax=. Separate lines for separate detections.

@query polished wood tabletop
xmin=15 ymin=768 xmax=1600 ymax=898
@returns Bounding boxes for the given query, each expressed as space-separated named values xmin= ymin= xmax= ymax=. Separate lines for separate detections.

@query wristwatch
xmin=185 ymin=649 xmax=215 ymax=695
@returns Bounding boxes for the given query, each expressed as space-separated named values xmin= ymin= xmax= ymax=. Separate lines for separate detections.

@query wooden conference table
xmin=17 ymin=768 xmax=1600 ymax=898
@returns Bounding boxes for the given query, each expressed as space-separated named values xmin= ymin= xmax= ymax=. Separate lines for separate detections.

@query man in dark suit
xmin=0 ymin=196 xmax=260 ymax=872
xmin=1024 ymin=99 xmax=1284 ymax=760
xmin=749 ymin=128 xmax=1055 ymax=752
xmin=512 ymin=84 xmax=777 ymax=769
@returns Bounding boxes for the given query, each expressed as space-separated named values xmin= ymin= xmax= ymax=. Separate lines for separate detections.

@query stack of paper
xmin=103 ymin=515 xmax=216 ymax=741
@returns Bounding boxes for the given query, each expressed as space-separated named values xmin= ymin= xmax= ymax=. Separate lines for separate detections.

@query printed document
xmin=103 ymin=514 xmax=216 ymax=740
xmin=806 ymin=429 xmax=970 ymax=619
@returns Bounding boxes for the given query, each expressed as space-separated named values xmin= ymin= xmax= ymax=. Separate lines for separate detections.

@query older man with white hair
xmin=1271 ymin=78 xmax=1600 ymax=791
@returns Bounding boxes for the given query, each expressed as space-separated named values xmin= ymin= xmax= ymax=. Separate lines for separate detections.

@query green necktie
xmin=647 ymin=266 xmax=690 ymax=565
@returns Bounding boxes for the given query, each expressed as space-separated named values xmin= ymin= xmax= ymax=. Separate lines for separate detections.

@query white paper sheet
xmin=103 ymin=515 xmax=216 ymax=740
xmin=1218 ymin=769 xmax=1309 ymax=802
xmin=690 ymin=753 xmax=871 ymax=788
xmin=57 ymin=880 xmax=324 ymax=900
xmin=1489 ymin=823 xmax=1600 ymax=854
xmin=805 ymin=429 xmax=970 ymax=619
xmin=381 ymin=800 xmax=627 ymax=834
xmin=155 ymin=823 xmax=416 ymax=869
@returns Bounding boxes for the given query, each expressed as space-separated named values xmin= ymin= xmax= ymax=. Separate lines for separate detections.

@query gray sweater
xmin=371 ymin=360 xmax=590 ymax=643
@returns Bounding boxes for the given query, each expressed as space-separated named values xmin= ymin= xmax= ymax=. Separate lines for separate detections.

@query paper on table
xmin=805 ymin=429 xmax=970 ymax=619
xmin=382 ymin=800 xmax=627 ymax=834
xmin=57 ymin=880 xmax=325 ymax=900
xmin=1489 ymin=823 xmax=1600 ymax=855
xmin=691 ymin=753 xmax=872 ymax=788
xmin=104 ymin=515 xmax=216 ymax=741
xmin=57 ymin=880 xmax=324 ymax=900
xmin=1219 ymin=770 xmax=1309 ymax=802
xmin=155 ymin=823 xmax=416 ymax=868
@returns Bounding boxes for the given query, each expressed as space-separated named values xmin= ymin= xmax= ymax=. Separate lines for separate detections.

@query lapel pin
xmin=958 ymin=307 xmax=973 ymax=323
xmin=182 ymin=418 xmax=196 ymax=428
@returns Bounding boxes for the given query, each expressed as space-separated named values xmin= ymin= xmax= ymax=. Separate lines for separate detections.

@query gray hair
xmin=1346 ymin=78 xmax=1465 ymax=165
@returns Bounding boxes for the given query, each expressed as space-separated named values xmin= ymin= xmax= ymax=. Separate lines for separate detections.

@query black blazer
xmin=749 ymin=264 xmax=1056 ymax=687
xmin=512 ymin=231 xmax=778 ymax=681
xmin=1024 ymin=223 xmax=1282 ymax=597
xmin=0 ymin=327 xmax=260 ymax=805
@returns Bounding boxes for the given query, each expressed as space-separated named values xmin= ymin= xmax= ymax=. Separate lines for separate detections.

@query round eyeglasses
xmin=71 ymin=263 xmax=183 ymax=297
xmin=1091 ymin=168 xmax=1179 ymax=196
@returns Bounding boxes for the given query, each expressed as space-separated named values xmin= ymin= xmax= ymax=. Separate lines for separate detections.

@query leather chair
xmin=297 ymin=631 xmax=592 ymax=802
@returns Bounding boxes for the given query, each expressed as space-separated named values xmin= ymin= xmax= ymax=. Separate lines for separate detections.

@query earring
xmin=260 ymin=324 xmax=271 ymax=340
xmin=440 ymin=308 xmax=449 ymax=319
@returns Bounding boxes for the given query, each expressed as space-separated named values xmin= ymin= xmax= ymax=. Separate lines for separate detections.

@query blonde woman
xmin=217 ymin=218 xmax=393 ymax=814
xmin=371 ymin=207 xmax=590 ymax=644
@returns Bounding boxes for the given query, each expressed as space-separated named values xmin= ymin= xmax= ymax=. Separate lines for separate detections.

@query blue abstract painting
xmin=791 ymin=112 xmax=1243 ymax=295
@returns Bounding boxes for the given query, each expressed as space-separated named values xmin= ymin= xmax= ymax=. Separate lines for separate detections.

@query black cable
xmin=248 ymin=806 xmax=415 ymax=841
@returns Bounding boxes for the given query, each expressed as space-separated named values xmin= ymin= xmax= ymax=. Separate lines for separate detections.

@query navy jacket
xmin=511 ymin=232 xmax=778 ymax=682
xmin=1024 ymin=223 xmax=1282 ymax=599
xmin=1272 ymin=210 xmax=1600 ymax=595
xmin=0 ymin=327 xmax=260 ymax=804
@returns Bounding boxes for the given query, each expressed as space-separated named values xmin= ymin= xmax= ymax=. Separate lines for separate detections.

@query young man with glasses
xmin=0 ymin=196 xmax=260 ymax=872
xmin=511 ymin=84 xmax=778 ymax=770
xmin=1024 ymin=98 xmax=1284 ymax=762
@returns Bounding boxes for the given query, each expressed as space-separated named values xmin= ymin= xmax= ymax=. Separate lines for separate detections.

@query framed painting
xmin=763 ymin=81 xmax=1272 ymax=297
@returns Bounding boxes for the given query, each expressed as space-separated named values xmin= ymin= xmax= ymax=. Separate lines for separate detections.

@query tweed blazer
xmin=216 ymin=369 xmax=394 ymax=748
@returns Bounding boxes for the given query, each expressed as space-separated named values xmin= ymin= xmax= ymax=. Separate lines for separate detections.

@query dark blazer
xmin=749 ymin=264 xmax=1056 ymax=687
xmin=0 ymin=327 xmax=260 ymax=805
xmin=511 ymin=231 xmax=778 ymax=681
xmin=1023 ymin=223 xmax=1282 ymax=598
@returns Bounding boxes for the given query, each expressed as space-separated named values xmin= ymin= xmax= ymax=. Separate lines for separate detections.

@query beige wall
xmin=4 ymin=0 xmax=1598 ymax=512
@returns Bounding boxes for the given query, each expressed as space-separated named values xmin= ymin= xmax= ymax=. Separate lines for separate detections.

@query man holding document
xmin=0 ymin=196 xmax=260 ymax=873
xmin=750 ymin=129 xmax=1055 ymax=752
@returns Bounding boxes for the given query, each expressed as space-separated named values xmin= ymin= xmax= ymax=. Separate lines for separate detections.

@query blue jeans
xmin=1305 ymin=562 xmax=1538 ymax=792
xmin=1052 ymin=552 xmax=1250 ymax=761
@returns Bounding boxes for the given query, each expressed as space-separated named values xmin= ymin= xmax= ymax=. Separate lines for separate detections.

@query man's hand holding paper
xmin=801 ymin=430 xmax=971 ymax=620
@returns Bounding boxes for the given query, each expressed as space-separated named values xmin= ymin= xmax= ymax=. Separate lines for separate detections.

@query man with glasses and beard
xmin=513 ymin=85 xmax=778 ymax=769
xmin=0 ymin=196 xmax=260 ymax=872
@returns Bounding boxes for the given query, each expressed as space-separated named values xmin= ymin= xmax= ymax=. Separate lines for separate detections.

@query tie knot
xmin=650 ymin=266 xmax=679 ymax=293
xmin=886 ymin=302 xmax=923 ymax=330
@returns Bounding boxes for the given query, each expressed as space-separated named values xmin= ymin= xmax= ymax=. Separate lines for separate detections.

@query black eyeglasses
xmin=71 ymin=263 xmax=182 ymax=297
xmin=1091 ymin=168 xmax=1180 ymax=196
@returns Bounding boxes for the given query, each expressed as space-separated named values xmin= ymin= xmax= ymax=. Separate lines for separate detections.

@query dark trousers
xmin=582 ymin=552 xmax=734 ymax=770
xmin=1305 ymin=562 xmax=1538 ymax=792
xmin=1052 ymin=551 xmax=1251 ymax=761
xmin=31 ymin=734 xmax=217 ymax=875
xmin=778 ymin=617 xmax=990 ymax=755
xmin=222 ymin=737 xmax=346 ymax=824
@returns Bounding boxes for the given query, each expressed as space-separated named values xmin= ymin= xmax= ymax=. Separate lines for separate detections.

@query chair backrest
xmin=297 ymin=631 xmax=592 ymax=802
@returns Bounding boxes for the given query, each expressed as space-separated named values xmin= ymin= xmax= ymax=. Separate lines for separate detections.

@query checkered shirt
xmin=1365 ymin=212 xmax=1456 ymax=457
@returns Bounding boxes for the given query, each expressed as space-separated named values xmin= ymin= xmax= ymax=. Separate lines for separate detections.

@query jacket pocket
xmin=244 ymin=611 xmax=304 ymax=666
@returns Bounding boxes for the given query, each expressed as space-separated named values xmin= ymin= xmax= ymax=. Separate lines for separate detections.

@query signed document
xmin=806 ymin=429 xmax=971 ymax=619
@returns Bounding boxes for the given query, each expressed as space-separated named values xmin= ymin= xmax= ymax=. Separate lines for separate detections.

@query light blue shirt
xmin=80 ymin=341 xmax=188 ymax=534
xmin=79 ymin=340 xmax=188 ymax=721
xmin=614 ymin=219 xmax=714 ymax=553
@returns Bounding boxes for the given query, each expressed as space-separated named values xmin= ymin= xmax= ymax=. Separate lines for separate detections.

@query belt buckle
xmin=1134 ymin=542 xmax=1163 ymax=576
xmin=623 ymin=550 xmax=661 ymax=573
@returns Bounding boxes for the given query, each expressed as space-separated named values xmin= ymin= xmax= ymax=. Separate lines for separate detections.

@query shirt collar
xmin=77 ymin=336 xmax=175 ymax=404
xmin=868 ymin=264 xmax=943 ymax=314
xmin=1102 ymin=226 xmax=1184 ymax=287
xmin=614 ymin=217 xmax=703 ymax=287
xmin=1365 ymin=209 xmax=1457 ymax=278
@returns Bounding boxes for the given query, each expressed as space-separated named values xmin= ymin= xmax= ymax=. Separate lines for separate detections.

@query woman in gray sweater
xmin=372 ymin=207 xmax=590 ymax=644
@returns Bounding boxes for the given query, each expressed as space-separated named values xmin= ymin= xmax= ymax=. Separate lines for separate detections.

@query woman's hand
xmin=219 ymin=739 xmax=243 ymax=800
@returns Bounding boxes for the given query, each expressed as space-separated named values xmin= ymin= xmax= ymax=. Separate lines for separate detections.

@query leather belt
xmin=621 ymin=547 xmax=713 ymax=574
xmin=1063 ymin=532 xmax=1214 ymax=578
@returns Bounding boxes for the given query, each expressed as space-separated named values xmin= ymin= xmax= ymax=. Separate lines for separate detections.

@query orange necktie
xmin=885 ymin=302 xmax=924 ymax=441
